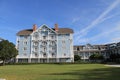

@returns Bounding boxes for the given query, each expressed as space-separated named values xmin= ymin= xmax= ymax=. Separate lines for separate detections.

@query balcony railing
xmin=49 ymin=50 xmax=56 ymax=53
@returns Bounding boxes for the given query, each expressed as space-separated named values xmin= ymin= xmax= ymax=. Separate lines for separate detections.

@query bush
xmin=74 ymin=55 xmax=81 ymax=62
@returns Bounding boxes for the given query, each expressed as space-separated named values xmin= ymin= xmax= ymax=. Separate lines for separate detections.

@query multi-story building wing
xmin=74 ymin=44 xmax=107 ymax=61
xmin=106 ymin=42 xmax=120 ymax=57
xmin=16 ymin=24 xmax=74 ymax=63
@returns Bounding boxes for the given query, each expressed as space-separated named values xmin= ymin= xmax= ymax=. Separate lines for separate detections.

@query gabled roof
xmin=17 ymin=29 xmax=33 ymax=36
xmin=17 ymin=27 xmax=73 ymax=36
xmin=56 ymin=28 xmax=73 ymax=34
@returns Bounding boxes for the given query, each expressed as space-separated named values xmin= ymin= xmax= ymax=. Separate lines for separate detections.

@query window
xmin=24 ymin=41 xmax=27 ymax=45
xmin=51 ymin=36 xmax=54 ymax=39
xmin=52 ymin=47 xmax=55 ymax=50
xmin=62 ymin=46 xmax=66 ymax=49
xmin=23 ymin=53 xmax=27 ymax=56
xmin=23 ymin=47 xmax=27 ymax=51
xmin=43 ymin=53 xmax=47 ymax=57
xmin=66 ymin=34 xmax=69 ymax=36
xmin=77 ymin=47 xmax=79 ymax=51
xmin=34 ymin=42 xmax=38 ymax=46
xmin=24 ymin=36 xmax=28 ymax=39
xmin=62 ymin=35 xmax=66 ymax=38
xmin=35 ymin=47 xmax=38 ymax=51
xmin=64 ymin=53 xmax=66 ymax=56
xmin=43 ymin=36 xmax=46 ymax=39
xmin=35 ymin=53 xmax=38 ymax=57
xmin=34 ymin=32 xmax=39 ymax=38
xmin=43 ymin=48 xmax=46 ymax=52
xmin=51 ymin=41 xmax=55 ymax=45
xmin=52 ymin=53 xmax=55 ymax=57
xmin=17 ymin=40 xmax=19 ymax=43
xmin=43 ymin=41 xmax=47 ymax=45
xmin=85 ymin=52 xmax=89 ymax=57
xmin=62 ymin=40 xmax=65 ymax=43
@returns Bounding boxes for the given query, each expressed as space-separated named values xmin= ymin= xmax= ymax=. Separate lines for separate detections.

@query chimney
xmin=33 ymin=24 xmax=37 ymax=31
xmin=55 ymin=24 xmax=58 ymax=32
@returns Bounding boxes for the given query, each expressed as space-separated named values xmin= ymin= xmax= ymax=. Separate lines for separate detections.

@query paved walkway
xmin=105 ymin=64 xmax=120 ymax=67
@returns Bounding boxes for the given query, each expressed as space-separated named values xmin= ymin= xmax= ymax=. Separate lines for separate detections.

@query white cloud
xmin=76 ymin=22 xmax=120 ymax=44
xmin=98 ymin=12 xmax=120 ymax=24
xmin=74 ymin=0 xmax=120 ymax=44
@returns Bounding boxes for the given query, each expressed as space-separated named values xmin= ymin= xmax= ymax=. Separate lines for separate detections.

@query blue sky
xmin=0 ymin=0 xmax=120 ymax=45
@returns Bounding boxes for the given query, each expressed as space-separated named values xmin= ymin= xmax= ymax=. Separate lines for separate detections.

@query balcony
xmin=49 ymin=41 xmax=56 ymax=47
xmin=32 ymin=50 xmax=38 ymax=53
xmin=48 ymin=37 xmax=56 ymax=41
xmin=33 ymin=43 xmax=39 ymax=47
xmin=32 ymin=38 xmax=39 ymax=42
xmin=49 ymin=44 xmax=56 ymax=47
xmin=49 ymin=50 xmax=56 ymax=53
xmin=40 ymin=49 xmax=47 ymax=53
xmin=41 ymin=36 xmax=48 ymax=41
xmin=41 ymin=41 xmax=47 ymax=47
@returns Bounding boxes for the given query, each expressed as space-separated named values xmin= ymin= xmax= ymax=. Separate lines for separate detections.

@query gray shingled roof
xmin=17 ymin=28 xmax=73 ymax=36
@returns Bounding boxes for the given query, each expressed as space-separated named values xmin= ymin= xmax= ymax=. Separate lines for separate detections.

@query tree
xmin=74 ymin=55 xmax=81 ymax=62
xmin=89 ymin=54 xmax=104 ymax=62
xmin=0 ymin=40 xmax=18 ymax=65
xmin=109 ymin=54 xmax=120 ymax=62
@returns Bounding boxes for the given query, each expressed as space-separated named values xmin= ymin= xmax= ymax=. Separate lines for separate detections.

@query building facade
xmin=16 ymin=24 xmax=74 ymax=63
xmin=106 ymin=42 xmax=120 ymax=57
xmin=74 ymin=44 xmax=107 ymax=61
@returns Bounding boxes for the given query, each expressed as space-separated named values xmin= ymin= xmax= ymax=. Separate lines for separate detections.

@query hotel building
xmin=16 ymin=24 xmax=74 ymax=63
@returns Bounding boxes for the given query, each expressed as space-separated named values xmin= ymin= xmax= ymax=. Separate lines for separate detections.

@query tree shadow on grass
xmin=50 ymin=67 xmax=120 ymax=80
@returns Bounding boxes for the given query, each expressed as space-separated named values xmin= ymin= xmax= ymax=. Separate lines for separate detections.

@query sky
xmin=0 ymin=0 xmax=120 ymax=45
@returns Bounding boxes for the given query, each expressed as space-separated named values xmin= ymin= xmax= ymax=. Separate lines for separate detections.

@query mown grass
xmin=0 ymin=64 xmax=120 ymax=80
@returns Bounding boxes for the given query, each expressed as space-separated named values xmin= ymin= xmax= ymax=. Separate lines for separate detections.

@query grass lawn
xmin=0 ymin=64 xmax=120 ymax=80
